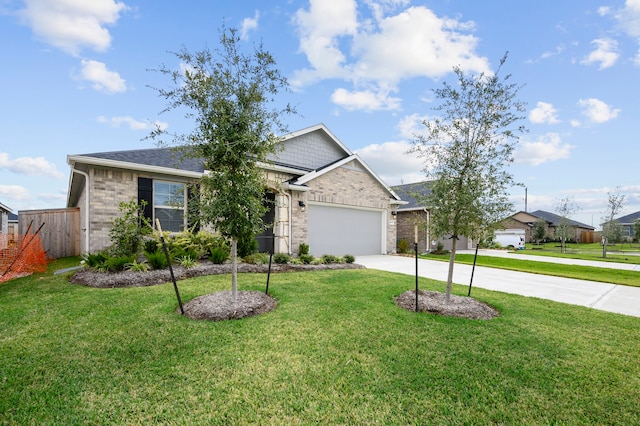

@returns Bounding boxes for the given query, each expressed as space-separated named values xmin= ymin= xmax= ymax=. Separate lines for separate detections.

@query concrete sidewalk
xmin=355 ymin=255 xmax=640 ymax=318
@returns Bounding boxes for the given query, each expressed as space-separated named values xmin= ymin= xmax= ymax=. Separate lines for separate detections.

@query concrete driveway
xmin=355 ymin=254 xmax=640 ymax=318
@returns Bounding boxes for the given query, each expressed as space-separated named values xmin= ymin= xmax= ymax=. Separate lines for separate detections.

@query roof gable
xmin=530 ymin=210 xmax=595 ymax=230
xmin=391 ymin=181 xmax=433 ymax=210
xmin=615 ymin=210 xmax=640 ymax=224
xmin=269 ymin=123 xmax=350 ymax=170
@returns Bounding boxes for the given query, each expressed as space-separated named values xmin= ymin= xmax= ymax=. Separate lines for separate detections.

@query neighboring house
xmin=502 ymin=210 xmax=595 ymax=243
xmin=67 ymin=124 xmax=403 ymax=256
xmin=0 ymin=202 xmax=12 ymax=249
xmin=391 ymin=181 xmax=474 ymax=252
xmin=606 ymin=210 xmax=640 ymax=241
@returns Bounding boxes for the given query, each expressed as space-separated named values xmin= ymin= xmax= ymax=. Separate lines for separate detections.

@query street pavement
xmin=355 ymin=251 xmax=640 ymax=318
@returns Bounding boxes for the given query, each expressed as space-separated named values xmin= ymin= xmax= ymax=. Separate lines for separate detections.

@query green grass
xmin=1 ymin=258 xmax=640 ymax=424
xmin=424 ymin=253 xmax=640 ymax=287
xmin=519 ymin=246 xmax=640 ymax=265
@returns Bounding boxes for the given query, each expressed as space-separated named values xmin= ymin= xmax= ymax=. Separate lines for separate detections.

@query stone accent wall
xmin=293 ymin=161 xmax=397 ymax=254
xmin=88 ymin=168 xmax=138 ymax=253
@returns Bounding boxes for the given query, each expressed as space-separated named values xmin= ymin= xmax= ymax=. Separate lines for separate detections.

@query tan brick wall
xmin=296 ymin=161 xmax=397 ymax=254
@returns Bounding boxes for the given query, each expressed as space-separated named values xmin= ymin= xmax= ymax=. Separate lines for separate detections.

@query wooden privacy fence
xmin=18 ymin=208 xmax=80 ymax=259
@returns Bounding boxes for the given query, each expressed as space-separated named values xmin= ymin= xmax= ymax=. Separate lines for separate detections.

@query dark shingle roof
xmin=614 ymin=210 xmax=640 ymax=224
xmin=392 ymin=181 xmax=433 ymax=210
xmin=80 ymin=147 xmax=206 ymax=173
xmin=529 ymin=210 xmax=595 ymax=230
xmin=8 ymin=212 xmax=18 ymax=221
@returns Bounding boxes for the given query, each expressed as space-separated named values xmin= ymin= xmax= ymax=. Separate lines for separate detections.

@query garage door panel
xmin=307 ymin=204 xmax=383 ymax=256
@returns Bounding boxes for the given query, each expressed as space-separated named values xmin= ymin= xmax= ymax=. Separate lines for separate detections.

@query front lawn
xmin=1 ymin=258 xmax=639 ymax=424
xmin=424 ymin=253 xmax=640 ymax=287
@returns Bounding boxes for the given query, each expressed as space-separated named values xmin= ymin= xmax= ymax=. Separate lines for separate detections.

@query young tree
xmin=601 ymin=188 xmax=626 ymax=258
xmin=148 ymin=26 xmax=295 ymax=302
xmin=555 ymin=196 xmax=578 ymax=253
xmin=410 ymin=54 xmax=527 ymax=303
xmin=532 ymin=220 xmax=546 ymax=245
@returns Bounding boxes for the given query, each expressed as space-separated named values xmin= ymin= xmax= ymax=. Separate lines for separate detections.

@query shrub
xmin=238 ymin=235 xmax=258 ymax=258
xmin=143 ymin=239 xmax=158 ymax=254
xmin=178 ymin=255 xmax=198 ymax=269
xmin=320 ymin=254 xmax=340 ymax=264
xmin=144 ymin=250 xmax=168 ymax=270
xmin=106 ymin=254 xmax=136 ymax=272
xmin=298 ymin=253 xmax=314 ymax=264
xmin=273 ymin=253 xmax=291 ymax=264
xmin=343 ymin=254 xmax=355 ymax=264
xmin=81 ymin=252 xmax=108 ymax=269
xmin=242 ymin=252 xmax=270 ymax=265
xmin=108 ymin=199 xmax=152 ymax=257
xmin=299 ymin=243 xmax=310 ymax=255
xmin=208 ymin=246 xmax=230 ymax=264
xmin=125 ymin=260 xmax=150 ymax=272
xmin=397 ymin=239 xmax=409 ymax=254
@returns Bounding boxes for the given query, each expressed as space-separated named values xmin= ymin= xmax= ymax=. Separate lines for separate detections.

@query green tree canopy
xmin=410 ymin=54 xmax=527 ymax=303
xmin=148 ymin=25 xmax=295 ymax=301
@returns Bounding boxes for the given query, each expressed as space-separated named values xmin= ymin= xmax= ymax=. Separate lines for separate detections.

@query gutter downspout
xmin=72 ymin=167 xmax=90 ymax=254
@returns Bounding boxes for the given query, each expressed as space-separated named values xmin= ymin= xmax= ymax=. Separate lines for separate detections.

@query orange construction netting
xmin=0 ymin=233 xmax=48 ymax=284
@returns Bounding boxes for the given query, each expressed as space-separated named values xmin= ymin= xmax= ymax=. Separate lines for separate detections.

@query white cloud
xmin=616 ymin=0 xmax=640 ymax=38
xmin=79 ymin=59 xmax=126 ymax=93
xmin=513 ymin=133 xmax=574 ymax=166
xmin=331 ymin=87 xmax=401 ymax=111
xmin=529 ymin=102 xmax=560 ymax=124
xmin=97 ymin=116 xmax=168 ymax=131
xmin=291 ymin=1 xmax=490 ymax=112
xmin=581 ymin=38 xmax=619 ymax=69
xmin=0 ymin=185 xmax=31 ymax=203
xmin=0 ymin=153 xmax=64 ymax=179
xmin=578 ymin=98 xmax=621 ymax=123
xmin=17 ymin=0 xmax=128 ymax=56
xmin=356 ymin=140 xmax=424 ymax=185
xmin=240 ymin=10 xmax=259 ymax=40
xmin=397 ymin=113 xmax=431 ymax=140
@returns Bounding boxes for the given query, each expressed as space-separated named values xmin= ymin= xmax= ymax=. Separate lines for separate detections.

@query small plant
xmin=178 ymin=255 xmax=198 ymax=269
xmin=125 ymin=260 xmax=150 ymax=272
xmin=320 ymin=254 xmax=340 ymax=264
xmin=108 ymin=199 xmax=152 ymax=257
xmin=144 ymin=250 xmax=169 ymax=270
xmin=273 ymin=253 xmax=291 ymax=264
xmin=343 ymin=254 xmax=355 ymax=264
xmin=208 ymin=246 xmax=230 ymax=264
xmin=397 ymin=239 xmax=409 ymax=254
xmin=143 ymin=238 xmax=158 ymax=254
xmin=298 ymin=253 xmax=314 ymax=264
xmin=299 ymin=243 xmax=309 ymax=255
xmin=242 ymin=252 xmax=270 ymax=265
xmin=106 ymin=255 xmax=136 ymax=272
xmin=81 ymin=252 xmax=108 ymax=269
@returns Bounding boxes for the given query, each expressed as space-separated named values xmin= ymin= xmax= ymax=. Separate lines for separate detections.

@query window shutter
xmin=138 ymin=177 xmax=153 ymax=220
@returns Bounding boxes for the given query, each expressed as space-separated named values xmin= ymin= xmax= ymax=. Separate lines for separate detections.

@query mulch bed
xmin=69 ymin=261 xmax=364 ymax=288
xmin=394 ymin=290 xmax=499 ymax=320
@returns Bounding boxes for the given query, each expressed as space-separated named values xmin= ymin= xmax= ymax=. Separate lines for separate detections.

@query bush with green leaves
xmin=208 ymin=246 xmax=230 ymax=264
xmin=299 ymin=243 xmax=309 ymax=255
xmin=242 ymin=252 xmax=270 ymax=265
xmin=144 ymin=250 xmax=169 ymax=270
xmin=343 ymin=254 xmax=355 ymax=264
xmin=125 ymin=260 xmax=150 ymax=272
xmin=397 ymin=239 xmax=409 ymax=254
xmin=81 ymin=252 xmax=108 ymax=269
xmin=298 ymin=253 xmax=314 ymax=264
xmin=273 ymin=253 xmax=291 ymax=264
xmin=108 ymin=199 xmax=152 ymax=257
xmin=320 ymin=254 xmax=341 ymax=264
xmin=177 ymin=254 xmax=198 ymax=269
xmin=106 ymin=255 xmax=136 ymax=272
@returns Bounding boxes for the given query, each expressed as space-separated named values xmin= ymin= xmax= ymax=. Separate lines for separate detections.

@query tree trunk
xmin=445 ymin=238 xmax=457 ymax=304
xmin=231 ymin=238 xmax=238 ymax=303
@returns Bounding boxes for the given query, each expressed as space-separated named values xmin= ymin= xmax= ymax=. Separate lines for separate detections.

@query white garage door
xmin=307 ymin=204 xmax=384 ymax=256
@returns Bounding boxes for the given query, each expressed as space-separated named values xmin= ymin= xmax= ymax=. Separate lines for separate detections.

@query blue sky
xmin=1 ymin=0 xmax=639 ymax=229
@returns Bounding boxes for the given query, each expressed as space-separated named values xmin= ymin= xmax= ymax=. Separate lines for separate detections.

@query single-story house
xmin=503 ymin=210 xmax=595 ymax=243
xmin=391 ymin=181 xmax=474 ymax=252
xmin=67 ymin=123 xmax=403 ymax=257
xmin=606 ymin=210 xmax=640 ymax=241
